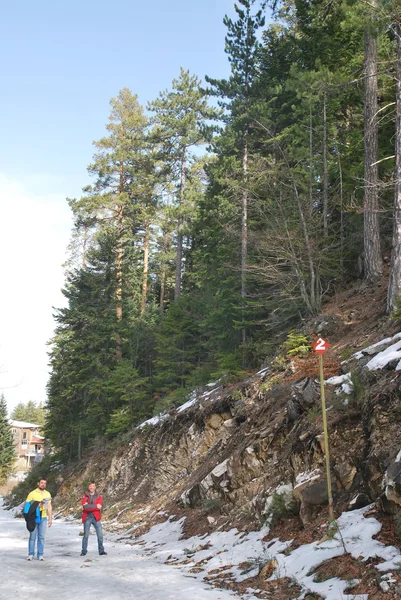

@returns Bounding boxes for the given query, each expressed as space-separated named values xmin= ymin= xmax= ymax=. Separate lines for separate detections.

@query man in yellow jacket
xmin=25 ymin=477 xmax=52 ymax=561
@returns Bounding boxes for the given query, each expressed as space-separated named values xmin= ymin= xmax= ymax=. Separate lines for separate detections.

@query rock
xmin=334 ymin=463 xmax=357 ymax=490
xmin=286 ymin=398 xmax=303 ymax=423
xmin=383 ymin=460 xmax=401 ymax=506
xmin=312 ymin=314 xmax=343 ymax=337
xmin=347 ymin=493 xmax=371 ymax=511
xmin=297 ymin=478 xmax=333 ymax=525
xmin=207 ymin=414 xmax=224 ymax=430
xmin=222 ymin=418 xmax=237 ymax=430
xmin=293 ymin=470 xmax=322 ymax=499
xmin=207 ymin=516 xmax=216 ymax=524
xmin=291 ymin=377 xmax=320 ymax=411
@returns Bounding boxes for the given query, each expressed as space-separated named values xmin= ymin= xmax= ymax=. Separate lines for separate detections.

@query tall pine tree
xmin=0 ymin=394 xmax=15 ymax=483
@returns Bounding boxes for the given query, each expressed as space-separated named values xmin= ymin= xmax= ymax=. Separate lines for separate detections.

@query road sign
xmin=313 ymin=337 xmax=330 ymax=355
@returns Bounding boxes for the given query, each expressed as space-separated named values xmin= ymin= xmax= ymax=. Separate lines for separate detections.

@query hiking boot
xmin=27 ymin=555 xmax=33 ymax=561
xmin=80 ymin=552 xmax=87 ymax=556
xmin=99 ymin=551 xmax=107 ymax=555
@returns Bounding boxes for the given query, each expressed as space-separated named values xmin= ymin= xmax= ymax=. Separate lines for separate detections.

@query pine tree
xmin=206 ymin=0 xmax=265 ymax=344
xmin=148 ymin=68 xmax=213 ymax=300
xmin=0 ymin=394 xmax=15 ymax=483
xmin=11 ymin=400 xmax=45 ymax=425
xmin=71 ymin=89 xmax=149 ymax=357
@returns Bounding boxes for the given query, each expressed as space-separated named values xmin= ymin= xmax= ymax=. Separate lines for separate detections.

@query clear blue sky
xmin=1 ymin=0 xmax=256 ymax=412
xmin=0 ymin=0 xmax=238 ymax=199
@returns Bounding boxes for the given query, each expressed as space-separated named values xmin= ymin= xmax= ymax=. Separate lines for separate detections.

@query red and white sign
xmin=313 ymin=337 xmax=330 ymax=354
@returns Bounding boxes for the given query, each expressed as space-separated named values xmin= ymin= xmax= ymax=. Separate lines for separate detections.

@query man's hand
xmin=96 ymin=504 xmax=102 ymax=509
xmin=48 ymin=520 xmax=52 ymax=528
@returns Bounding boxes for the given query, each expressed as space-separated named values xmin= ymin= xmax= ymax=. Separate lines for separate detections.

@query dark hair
xmin=37 ymin=477 xmax=47 ymax=483
xmin=88 ymin=481 xmax=96 ymax=485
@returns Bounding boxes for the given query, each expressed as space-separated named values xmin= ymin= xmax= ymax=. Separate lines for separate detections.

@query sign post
xmin=313 ymin=337 xmax=334 ymax=522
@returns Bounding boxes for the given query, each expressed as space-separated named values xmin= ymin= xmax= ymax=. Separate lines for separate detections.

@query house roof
xmin=31 ymin=435 xmax=44 ymax=443
xmin=10 ymin=420 xmax=41 ymax=429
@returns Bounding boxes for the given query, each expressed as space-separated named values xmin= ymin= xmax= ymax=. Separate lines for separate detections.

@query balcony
xmin=25 ymin=450 xmax=43 ymax=457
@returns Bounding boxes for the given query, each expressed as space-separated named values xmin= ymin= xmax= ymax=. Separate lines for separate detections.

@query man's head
xmin=37 ymin=478 xmax=47 ymax=490
xmin=88 ymin=481 xmax=96 ymax=494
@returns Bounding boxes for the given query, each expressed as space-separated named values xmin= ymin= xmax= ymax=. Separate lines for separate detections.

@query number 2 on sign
xmin=314 ymin=338 xmax=330 ymax=354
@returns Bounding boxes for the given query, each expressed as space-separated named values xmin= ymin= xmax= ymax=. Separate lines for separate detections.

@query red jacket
xmin=81 ymin=491 xmax=103 ymax=523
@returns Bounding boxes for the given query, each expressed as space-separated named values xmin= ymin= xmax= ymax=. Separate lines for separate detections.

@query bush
xmin=281 ymin=332 xmax=311 ymax=357
xmin=349 ymin=369 xmax=364 ymax=407
xmin=266 ymin=491 xmax=299 ymax=526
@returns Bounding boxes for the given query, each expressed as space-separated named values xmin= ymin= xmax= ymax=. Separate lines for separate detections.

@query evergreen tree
xmin=206 ymin=0 xmax=265 ymax=344
xmin=0 ymin=394 xmax=15 ymax=483
xmin=148 ymin=68 xmax=214 ymax=300
xmin=71 ymin=89 xmax=150 ymax=357
xmin=11 ymin=400 xmax=45 ymax=425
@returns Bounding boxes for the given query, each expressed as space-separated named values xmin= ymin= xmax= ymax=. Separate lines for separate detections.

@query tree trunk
xmin=364 ymin=2 xmax=383 ymax=282
xmin=115 ymin=204 xmax=123 ymax=359
xmin=141 ymin=219 xmax=150 ymax=316
xmin=309 ymin=102 xmax=314 ymax=217
xmin=388 ymin=20 xmax=401 ymax=313
xmin=174 ymin=151 xmax=186 ymax=300
xmin=82 ymin=224 xmax=88 ymax=269
xmin=77 ymin=433 xmax=82 ymax=461
xmin=322 ymin=92 xmax=329 ymax=237
xmin=160 ymin=266 xmax=166 ymax=312
xmin=338 ymin=153 xmax=344 ymax=269
xmin=241 ymin=133 xmax=248 ymax=346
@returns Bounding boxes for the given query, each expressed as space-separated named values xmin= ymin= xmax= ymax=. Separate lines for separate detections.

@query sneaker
xmin=80 ymin=552 xmax=87 ymax=556
xmin=38 ymin=556 xmax=44 ymax=561
xmin=99 ymin=551 xmax=107 ymax=555
xmin=27 ymin=555 xmax=33 ymax=561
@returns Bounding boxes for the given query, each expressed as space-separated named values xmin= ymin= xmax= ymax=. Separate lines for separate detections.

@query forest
xmin=45 ymin=0 xmax=401 ymax=459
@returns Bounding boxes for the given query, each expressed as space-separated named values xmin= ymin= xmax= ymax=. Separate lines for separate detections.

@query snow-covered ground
xmin=0 ymin=499 xmax=235 ymax=600
xmin=120 ymin=506 xmax=401 ymax=600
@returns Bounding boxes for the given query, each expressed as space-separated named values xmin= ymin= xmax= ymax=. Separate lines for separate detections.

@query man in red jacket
xmin=81 ymin=481 xmax=107 ymax=556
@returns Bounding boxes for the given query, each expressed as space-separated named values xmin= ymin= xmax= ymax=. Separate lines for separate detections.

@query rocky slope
xmin=51 ymin=277 xmax=401 ymax=598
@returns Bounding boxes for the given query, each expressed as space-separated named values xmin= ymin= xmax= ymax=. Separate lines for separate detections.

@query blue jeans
xmin=82 ymin=514 xmax=104 ymax=554
xmin=28 ymin=518 xmax=47 ymax=557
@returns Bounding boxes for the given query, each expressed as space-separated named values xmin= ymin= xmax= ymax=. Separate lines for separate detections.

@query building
xmin=10 ymin=420 xmax=45 ymax=470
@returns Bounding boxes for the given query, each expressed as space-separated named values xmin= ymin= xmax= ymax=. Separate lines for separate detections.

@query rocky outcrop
xmin=50 ymin=328 xmax=401 ymax=539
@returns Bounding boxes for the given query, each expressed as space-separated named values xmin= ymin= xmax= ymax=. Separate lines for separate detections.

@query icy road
xmin=0 ymin=500 xmax=235 ymax=600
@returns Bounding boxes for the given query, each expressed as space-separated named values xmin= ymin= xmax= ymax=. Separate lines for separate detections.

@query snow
xmin=137 ymin=385 xmax=221 ymax=429
xmin=137 ymin=414 xmax=167 ymax=428
xmin=353 ymin=333 xmax=401 ymax=360
xmin=10 ymin=420 xmax=42 ymax=429
xmin=325 ymin=372 xmax=353 ymax=396
xmin=294 ymin=469 xmax=321 ymax=491
xmin=119 ymin=505 xmax=401 ymax=600
xmin=3 ymin=494 xmax=401 ymax=599
xmin=0 ymin=498 xmax=236 ymax=600
xmin=365 ymin=339 xmax=401 ymax=371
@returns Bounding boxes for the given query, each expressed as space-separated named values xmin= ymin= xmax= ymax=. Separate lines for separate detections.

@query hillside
xmin=13 ymin=276 xmax=401 ymax=599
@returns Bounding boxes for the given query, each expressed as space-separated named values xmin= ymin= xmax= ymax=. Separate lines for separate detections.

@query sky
xmin=0 ymin=0 xmax=237 ymax=415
